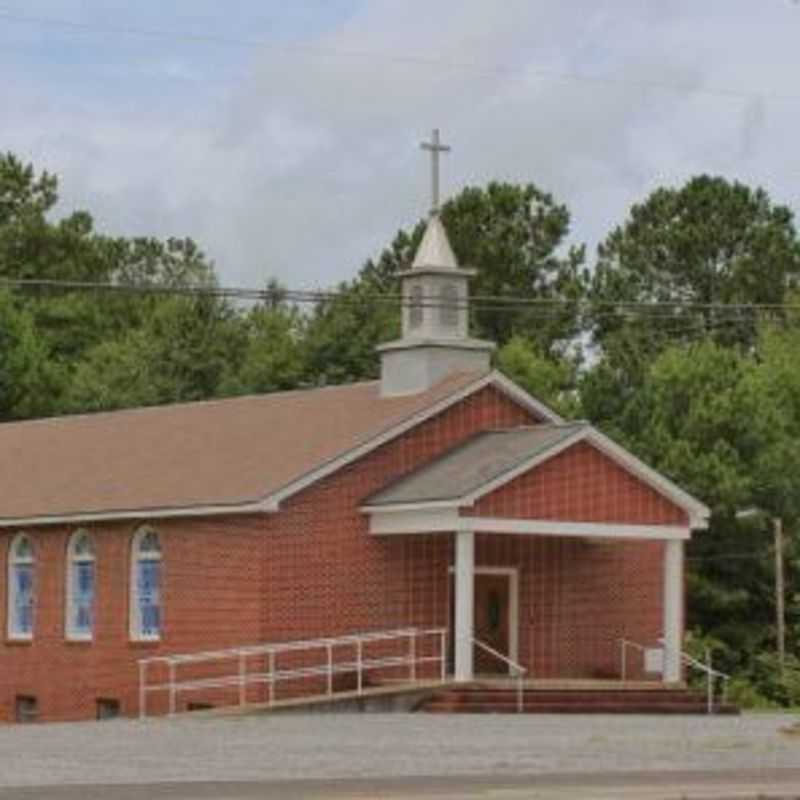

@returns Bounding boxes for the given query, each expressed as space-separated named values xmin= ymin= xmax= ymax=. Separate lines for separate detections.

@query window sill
xmin=65 ymin=638 xmax=93 ymax=647
xmin=129 ymin=639 xmax=161 ymax=649
xmin=5 ymin=637 xmax=33 ymax=646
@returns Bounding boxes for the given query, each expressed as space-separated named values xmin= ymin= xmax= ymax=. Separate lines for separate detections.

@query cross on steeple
xmin=420 ymin=128 xmax=451 ymax=216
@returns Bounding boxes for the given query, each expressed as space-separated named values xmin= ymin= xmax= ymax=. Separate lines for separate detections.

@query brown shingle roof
xmin=0 ymin=371 xmax=487 ymax=524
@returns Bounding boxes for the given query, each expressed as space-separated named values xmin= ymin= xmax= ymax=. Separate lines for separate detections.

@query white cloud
xmin=2 ymin=0 xmax=800 ymax=288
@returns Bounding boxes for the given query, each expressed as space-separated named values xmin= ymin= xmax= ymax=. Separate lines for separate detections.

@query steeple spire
xmin=377 ymin=129 xmax=494 ymax=397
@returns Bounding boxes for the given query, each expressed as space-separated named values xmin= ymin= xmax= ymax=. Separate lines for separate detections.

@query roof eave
xmin=0 ymin=499 xmax=278 ymax=529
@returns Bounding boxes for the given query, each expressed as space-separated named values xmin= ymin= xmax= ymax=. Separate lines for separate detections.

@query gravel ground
xmin=0 ymin=712 xmax=797 ymax=788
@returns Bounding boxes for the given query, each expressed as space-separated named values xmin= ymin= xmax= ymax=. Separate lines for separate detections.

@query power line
xmin=2 ymin=9 xmax=800 ymax=104
xmin=2 ymin=277 xmax=799 ymax=323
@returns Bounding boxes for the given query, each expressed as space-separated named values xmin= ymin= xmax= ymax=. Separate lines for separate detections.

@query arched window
xmin=130 ymin=527 xmax=162 ymax=640
xmin=408 ymin=283 xmax=424 ymax=330
xmin=8 ymin=534 xmax=34 ymax=639
xmin=439 ymin=283 xmax=459 ymax=327
xmin=66 ymin=530 xmax=95 ymax=640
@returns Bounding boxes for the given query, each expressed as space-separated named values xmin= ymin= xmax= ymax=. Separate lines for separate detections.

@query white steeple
xmin=378 ymin=130 xmax=494 ymax=397
xmin=411 ymin=215 xmax=459 ymax=271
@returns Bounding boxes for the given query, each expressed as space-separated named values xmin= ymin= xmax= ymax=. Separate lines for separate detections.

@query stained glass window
xmin=8 ymin=534 xmax=34 ymax=638
xmin=67 ymin=531 xmax=95 ymax=639
xmin=131 ymin=528 xmax=162 ymax=640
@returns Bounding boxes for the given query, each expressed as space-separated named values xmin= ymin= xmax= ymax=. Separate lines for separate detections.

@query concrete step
xmin=418 ymin=686 xmax=740 ymax=715
xmin=421 ymin=701 xmax=740 ymax=714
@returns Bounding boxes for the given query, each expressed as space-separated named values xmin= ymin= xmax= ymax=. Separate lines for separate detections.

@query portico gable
xmin=363 ymin=424 xmax=709 ymax=685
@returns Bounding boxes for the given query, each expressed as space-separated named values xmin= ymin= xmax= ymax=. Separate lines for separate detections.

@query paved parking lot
xmin=0 ymin=713 xmax=798 ymax=797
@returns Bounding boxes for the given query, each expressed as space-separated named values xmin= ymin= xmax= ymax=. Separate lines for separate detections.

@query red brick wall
xmin=0 ymin=518 xmax=266 ymax=721
xmin=471 ymin=535 xmax=665 ymax=679
xmin=471 ymin=441 xmax=689 ymax=525
xmin=0 ymin=386 xmax=532 ymax=722
xmin=0 ymin=387 xmax=682 ymax=722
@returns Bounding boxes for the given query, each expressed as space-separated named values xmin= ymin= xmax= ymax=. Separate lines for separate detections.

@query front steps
xmin=418 ymin=683 xmax=740 ymax=714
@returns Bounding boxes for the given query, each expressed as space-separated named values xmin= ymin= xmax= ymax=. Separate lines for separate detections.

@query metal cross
xmin=420 ymin=128 xmax=451 ymax=216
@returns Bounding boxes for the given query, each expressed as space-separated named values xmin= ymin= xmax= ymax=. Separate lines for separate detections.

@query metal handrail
xmin=472 ymin=637 xmax=527 ymax=713
xmin=681 ymin=649 xmax=731 ymax=714
xmin=618 ymin=637 xmax=730 ymax=713
xmin=138 ymin=626 xmax=448 ymax=719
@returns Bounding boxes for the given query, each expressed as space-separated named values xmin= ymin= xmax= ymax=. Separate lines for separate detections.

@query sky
xmin=2 ymin=0 xmax=800 ymax=289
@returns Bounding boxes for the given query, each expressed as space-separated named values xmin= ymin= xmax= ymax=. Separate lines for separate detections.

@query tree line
xmin=1 ymin=153 xmax=799 ymax=705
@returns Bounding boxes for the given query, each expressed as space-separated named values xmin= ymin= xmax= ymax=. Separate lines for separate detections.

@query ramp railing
xmin=472 ymin=637 xmax=528 ymax=712
xmin=138 ymin=626 xmax=447 ymax=719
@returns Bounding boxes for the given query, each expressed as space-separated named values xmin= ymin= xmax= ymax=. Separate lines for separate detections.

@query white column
xmin=454 ymin=530 xmax=475 ymax=682
xmin=663 ymin=539 xmax=684 ymax=683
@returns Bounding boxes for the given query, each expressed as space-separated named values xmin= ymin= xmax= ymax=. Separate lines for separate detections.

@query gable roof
xmin=363 ymin=423 xmax=710 ymax=528
xmin=0 ymin=370 xmax=560 ymax=527
xmin=365 ymin=424 xmax=586 ymax=508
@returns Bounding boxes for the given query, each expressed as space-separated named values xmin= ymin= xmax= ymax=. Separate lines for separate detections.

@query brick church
xmin=0 ymin=142 xmax=709 ymax=723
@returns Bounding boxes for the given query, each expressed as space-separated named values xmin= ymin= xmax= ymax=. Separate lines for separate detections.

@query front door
xmin=448 ymin=571 xmax=513 ymax=676
xmin=473 ymin=573 xmax=511 ymax=675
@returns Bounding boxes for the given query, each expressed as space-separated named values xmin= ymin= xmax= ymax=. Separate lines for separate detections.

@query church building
xmin=0 ymin=135 xmax=709 ymax=722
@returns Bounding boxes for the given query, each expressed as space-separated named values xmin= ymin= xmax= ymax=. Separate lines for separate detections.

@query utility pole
xmin=773 ymin=516 xmax=786 ymax=676
xmin=736 ymin=508 xmax=787 ymax=676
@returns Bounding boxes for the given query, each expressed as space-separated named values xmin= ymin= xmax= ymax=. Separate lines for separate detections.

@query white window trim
xmin=7 ymin=533 xmax=34 ymax=641
xmin=65 ymin=529 xmax=95 ymax=642
xmin=129 ymin=526 xmax=162 ymax=642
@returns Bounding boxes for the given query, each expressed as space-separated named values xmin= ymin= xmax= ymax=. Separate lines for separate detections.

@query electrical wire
xmin=1 ymin=277 xmax=799 ymax=319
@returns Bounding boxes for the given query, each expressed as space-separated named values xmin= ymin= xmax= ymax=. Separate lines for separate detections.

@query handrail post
xmin=238 ymin=651 xmax=247 ymax=708
xmin=409 ymin=632 xmax=416 ymax=682
xmin=327 ymin=644 xmax=333 ymax=695
xmin=357 ymin=640 xmax=363 ymax=695
xmin=620 ymin=640 xmax=627 ymax=682
xmin=269 ymin=650 xmax=276 ymax=706
xmin=517 ymin=668 xmax=523 ymax=713
xmin=706 ymin=647 xmax=713 ymax=714
xmin=138 ymin=661 xmax=147 ymax=721
xmin=168 ymin=661 xmax=177 ymax=717
xmin=440 ymin=630 xmax=447 ymax=681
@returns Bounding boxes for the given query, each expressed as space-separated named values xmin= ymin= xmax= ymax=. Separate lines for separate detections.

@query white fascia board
xmin=0 ymin=500 xmax=275 ymax=529
xmin=265 ymin=371 xmax=561 ymax=510
xmin=460 ymin=517 xmax=691 ymax=541
xmin=369 ymin=508 xmax=690 ymax=541
xmin=581 ymin=428 xmax=711 ymax=527
xmin=488 ymin=371 xmax=563 ymax=424
xmin=361 ymin=499 xmax=462 ymax=514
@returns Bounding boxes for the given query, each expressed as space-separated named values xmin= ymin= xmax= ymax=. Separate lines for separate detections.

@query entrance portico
xmin=363 ymin=424 xmax=709 ymax=686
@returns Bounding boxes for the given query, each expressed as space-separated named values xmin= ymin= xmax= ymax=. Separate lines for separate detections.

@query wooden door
xmin=473 ymin=573 xmax=511 ymax=675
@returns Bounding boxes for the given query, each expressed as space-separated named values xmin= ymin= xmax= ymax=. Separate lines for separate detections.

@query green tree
xmin=496 ymin=336 xmax=579 ymax=418
xmin=66 ymin=295 xmax=246 ymax=412
xmin=0 ymin=153 xmax=231 ymax=415
xmin=589 ymin=176 xmax=800 ymax=374
xmin=585 ymin=331 xmax=800 ymax=682
xmin=221 ymin=293 xmax=305 ymax=396
xmin=0 ymin=290 xmax=54 ymax=420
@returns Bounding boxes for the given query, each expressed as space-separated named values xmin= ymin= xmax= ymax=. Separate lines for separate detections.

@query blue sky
xmin=2 ymin=1 xmax=800 ymax=289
